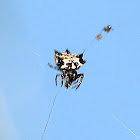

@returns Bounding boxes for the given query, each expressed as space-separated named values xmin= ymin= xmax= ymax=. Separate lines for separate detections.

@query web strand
xmin=41 ymin=91 xmax=60 ymax=140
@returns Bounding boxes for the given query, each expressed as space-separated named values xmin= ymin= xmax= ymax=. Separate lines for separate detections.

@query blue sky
xmin=0 ymin=0 xmax=140 ymax=140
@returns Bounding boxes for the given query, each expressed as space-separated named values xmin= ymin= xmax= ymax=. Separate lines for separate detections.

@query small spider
xmin=96 ymin=33 xmax=102 ymax=40
xmin=48 ymin=49 xmax=86 ymax=90
xmin=103 ymin=25 xmax=113 ymax=32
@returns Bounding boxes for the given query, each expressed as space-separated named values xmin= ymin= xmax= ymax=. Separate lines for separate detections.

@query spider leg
xmin=61 ymin=75 xmax=64 ymax=87
xmin=73 ymin=78 xmax=80 ymax=85
xmin=72 ymin=73 xmax=84 ymax=90
xmin=65 ymin=81 xmax=72 ymax=89
xmin=55 ymin=74 xmax=61 ymax=86
xmin=48 ymin=63 xmax=60 ymax=71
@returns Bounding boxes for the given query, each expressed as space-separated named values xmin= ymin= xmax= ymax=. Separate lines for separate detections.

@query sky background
xmin=0 ymin=0 xmax=140 ymax=140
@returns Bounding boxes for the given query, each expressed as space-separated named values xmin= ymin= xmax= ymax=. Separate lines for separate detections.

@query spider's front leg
xmin=48 ymin=63 xmax=60 ymax=71
xmin=72 ymin=73 xmax=84 ymax=90
xmin=55 ymin=74 xmax=64 ymax=87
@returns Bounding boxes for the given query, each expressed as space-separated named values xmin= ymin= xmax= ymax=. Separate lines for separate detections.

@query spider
xmin=96 ymin=33 xmax=102 ymax=40
xmin=103 ymin=25 xmax=113 ymax=32
xmin=48 ymin=49 xmax=86 ymax=90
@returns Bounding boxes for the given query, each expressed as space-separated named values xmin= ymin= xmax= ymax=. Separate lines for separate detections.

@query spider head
xmin=63 ymin=69 xmax=77 ymax=89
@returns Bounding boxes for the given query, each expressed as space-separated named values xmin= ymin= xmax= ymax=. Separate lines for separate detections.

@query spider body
xmin=48 ymin=49 xmax=86 ymax=90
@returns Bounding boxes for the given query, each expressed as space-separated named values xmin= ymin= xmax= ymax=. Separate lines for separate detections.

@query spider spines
xmin=55 ymin=50 xmax=62 ymax=55
xmin=65 ymin=49 xmax=71 ymax=54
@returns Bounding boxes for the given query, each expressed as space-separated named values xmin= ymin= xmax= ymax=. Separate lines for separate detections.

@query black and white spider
xmin=48 ymin=49 xmax=86 ymax=90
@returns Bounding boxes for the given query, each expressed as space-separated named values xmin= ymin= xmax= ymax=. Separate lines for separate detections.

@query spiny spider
xmin=48 ymin=49 xmax=86 ymax=90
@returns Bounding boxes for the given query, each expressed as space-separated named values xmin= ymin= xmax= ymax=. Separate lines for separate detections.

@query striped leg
xmin=55 ymin=74 xmax=61 ymax=86
xmin=72 ymin=73 xmax=84 ymax=90
xmin=48 ymin=63 xmax=60 ymax=71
